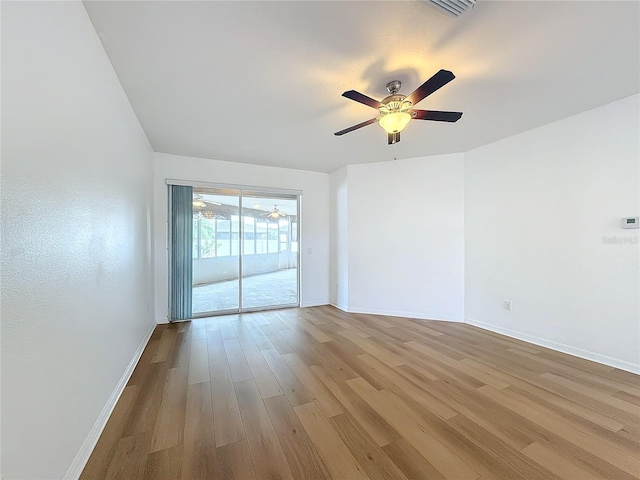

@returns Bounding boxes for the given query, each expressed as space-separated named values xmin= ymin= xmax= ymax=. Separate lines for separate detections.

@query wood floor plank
xmin=339 ymin=329 xmax=404 ymax=367
xmin=299 ymin=318 xmax=334 ymax=343
xmin=425 ymin=377 xmax=536 ymax=451
xmin=506 ymin=380 xmax=627 ymax=432
xmin=541 ymin=372 xmax=640 ymax=416
xmin=170 ymin=330 xmax=192 ymax=369
xmin=310 ymin=364 xmax=401 ymax=447
xmin=251 ymin=312 xmax=272 ymax=326
xmin=223 ymin=337 xmax=253 ymax=382
xmin=123 ymin=362 xmax=169 ymax=437
xmin=444 ymin=412 xmax=562 ymax=480
xmin=478 ymin=384 xmax=640 ymax=478
xmin=188 ymin=339 xmax=210 ymax=385
xmin=234 ymin=379 xmax=295 ymax=480
xmin=190 ymin=322 xmax=207 ymax=342
xmin=231 ymin=321 xmax=256 ymax=347
xmin=104 ymin=431 xmax=152 ymax=480
xmin=181 ymin=382 xmax=217 ymax=480
xmin=347 ymin=377 xmax=480 ymax=480
xmin=150 ymin=366 xmax=188 ymax=453
xmin=394 ymin=362 xmax=439 ymax=384
xmin=294 ymin=401 xmax=371 ymax=480
xmin=83 ymin=307 xmax=640 ymax=480
xmin=325 ymin=340 xmax=391 ymax=390
xmin=245 ymin=320 xmax=276 ymax=351
xmin=260 ymin=323 xmax=296 ymax=355
xmin=242 ymin=344 xmax=284 ymax=399
xmin=501 ymin=384 xmax=639 ymax=457
xmin=216 ymin=440 xmax=256 ymax=480
xmin=205 ymin=317 xmax=220 ymax=332
xmin=143 ymin=444 xmax=182 ymax=480
xmin=209 ymin=364 xmax=245 ymax=447
xmin=263 ymin=394 xmax=332 ymax=480
xmin=80 ymin=385 xmax=140 ymax=480
xmin=382 ymin=438 xmax=447 ymax=480
xmin=218 ymin=317 xmax=237 ymax=340
xmin=127 ymin=338 xmax=160 ymax=386
xmin=329 ymin=412 xmax=409 ymax=480
xmin=263 ymin=312 xmax=289 ymax=331
xmin=380 ymin=387 xmax=551 ymax=480
xmin=616 ymin=391 xmax=640 ymax=408
xmin=521 ymin=442 xmax=603 ymax=480
xmin=261 ymin=348 xmax=314 ymax=406
xmin=152 ymin=325 xmax=178 ymax=363
xmin=283 ymin=352 xmax=345 ymax=417
xmin=206 ymin=329 xmax=227 ymax=366
xmin=358 ymin=353 xmax=459 ymax=420
xmin=530 ymin=371 xmax=640 ymax=427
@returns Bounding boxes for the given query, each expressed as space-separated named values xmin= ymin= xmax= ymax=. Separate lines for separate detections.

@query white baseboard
xmin=465 ymin=317 xmax=640 ymax=375
xmin=330 ymin=302 xmax=348 ymax=312
xmin=300 ymin=299 xmax=329 ymax=308
xmin=64 ymin=322 xmax=157 ymax=480
xmin=342 ymin=305 xmax=464 ymax=323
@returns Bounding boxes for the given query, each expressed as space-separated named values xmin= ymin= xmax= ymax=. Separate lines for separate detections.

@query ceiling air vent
xmin=429 ymin=0 xmax=476 ymax=16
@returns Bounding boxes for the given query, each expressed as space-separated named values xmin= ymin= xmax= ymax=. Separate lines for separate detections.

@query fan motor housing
xmin=381 ymin=94 xmax=407 ymax=106
xmin=379 ymin=94 xmax=413 ymax=115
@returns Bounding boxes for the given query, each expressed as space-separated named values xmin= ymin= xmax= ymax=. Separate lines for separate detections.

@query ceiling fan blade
xmin=334 ymin=117 xmax=378 ymax=136
xmin=406 ymin=70 xmax=455 ymax=106
xmin=411 ymin=109 xmax=463 ymax=122
xmin=204 ymin=200 xmax=222 ymax=206
xmin=388 ymin=132 xmax=400 ymax=145
xmin=342 ymin=90 xmax=382 ymax=109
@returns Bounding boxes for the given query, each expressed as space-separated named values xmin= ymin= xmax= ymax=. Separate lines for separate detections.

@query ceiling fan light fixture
xmin=335 ymin=70 xmax=462 ymax=144
xmin=379 ymin=111 xmax=412 ymax=134
xmin=193 ymin=200 xmax=206 ymax=208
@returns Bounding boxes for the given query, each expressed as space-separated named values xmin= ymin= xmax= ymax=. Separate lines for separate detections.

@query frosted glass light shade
xmin=379 ymin=112 xmax=411 ymax=133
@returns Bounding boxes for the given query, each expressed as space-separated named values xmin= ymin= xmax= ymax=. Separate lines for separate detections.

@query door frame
xmin=167 ymin=179 xmax=302 ymax=320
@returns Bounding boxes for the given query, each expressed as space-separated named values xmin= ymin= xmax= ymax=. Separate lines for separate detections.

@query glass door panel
xmin=241 ymin=194 xmax=299 ymax=310
xmin=191 ymin=187 xmax=240 ymax=315
xmin=186 ymin=186 xmax=299 ymax=317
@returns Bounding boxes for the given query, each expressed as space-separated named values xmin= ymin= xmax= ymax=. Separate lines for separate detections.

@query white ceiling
xmin=84 ymin=1 xmax=639 ymax=173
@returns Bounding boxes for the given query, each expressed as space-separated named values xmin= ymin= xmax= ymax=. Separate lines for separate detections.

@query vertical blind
xmin=170 ymin=185 xmax=193 ymax=320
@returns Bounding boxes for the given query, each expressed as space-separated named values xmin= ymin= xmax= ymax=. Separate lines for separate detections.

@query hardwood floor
xmin=81 ymin=306 xmax=640 ymax=479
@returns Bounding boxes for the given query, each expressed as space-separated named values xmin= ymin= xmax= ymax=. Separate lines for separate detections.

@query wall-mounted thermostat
xmin=622 ymin=217 xmax=639 ymax=229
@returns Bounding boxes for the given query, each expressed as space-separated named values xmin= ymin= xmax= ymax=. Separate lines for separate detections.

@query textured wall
xmin=1 ymin=2 xmax=155 ymax=478
xmin=465 ymin=94 xmax=640 ymax=371
xmin=340 ymin=154 xmax=465 ymax=321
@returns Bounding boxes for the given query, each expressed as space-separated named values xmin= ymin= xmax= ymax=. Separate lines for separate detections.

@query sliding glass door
xmin=241 ymin=193 xmax=299 ymax=310
xmin=191 ymin=188 xmax=240 ymax=315
xmin=187 ymin=185 xmax=299 ymax=317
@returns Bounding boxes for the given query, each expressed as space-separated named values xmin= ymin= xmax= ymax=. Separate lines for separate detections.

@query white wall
xmin=153 ymin=153 xmax=330 ymax=320
xmin=344 ymin=154 xmax=465 ymax=321
xmin=465 ymin=94 xmax=640 ymax=371
xmin=1 ymin=3 xmax=155 ymax=479
xmin=330 ymin=166 xmax=349 ymax=309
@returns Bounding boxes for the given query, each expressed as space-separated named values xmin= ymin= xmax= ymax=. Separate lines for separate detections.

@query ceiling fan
xmin=192 ymin=194 xmax=221 ymax=209
xmin=261 ymin=205 xmax=288 ymax=220
xmin=334 ymin=69 xmax=463 ymax=145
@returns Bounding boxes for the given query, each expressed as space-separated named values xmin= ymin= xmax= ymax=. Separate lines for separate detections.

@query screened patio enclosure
xmin=189 ymin=186 xmax=300 ymax=315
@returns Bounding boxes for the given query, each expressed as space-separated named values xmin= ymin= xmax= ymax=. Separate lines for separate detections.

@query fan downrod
xmin=386 ymin=80 xmax=402 ymax=94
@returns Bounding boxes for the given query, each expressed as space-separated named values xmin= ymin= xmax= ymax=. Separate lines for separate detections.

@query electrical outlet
xmin=307 ymin=248 xmax=312 ymax=254
xmin=504 ymin=300 xmax=512 ymax=311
